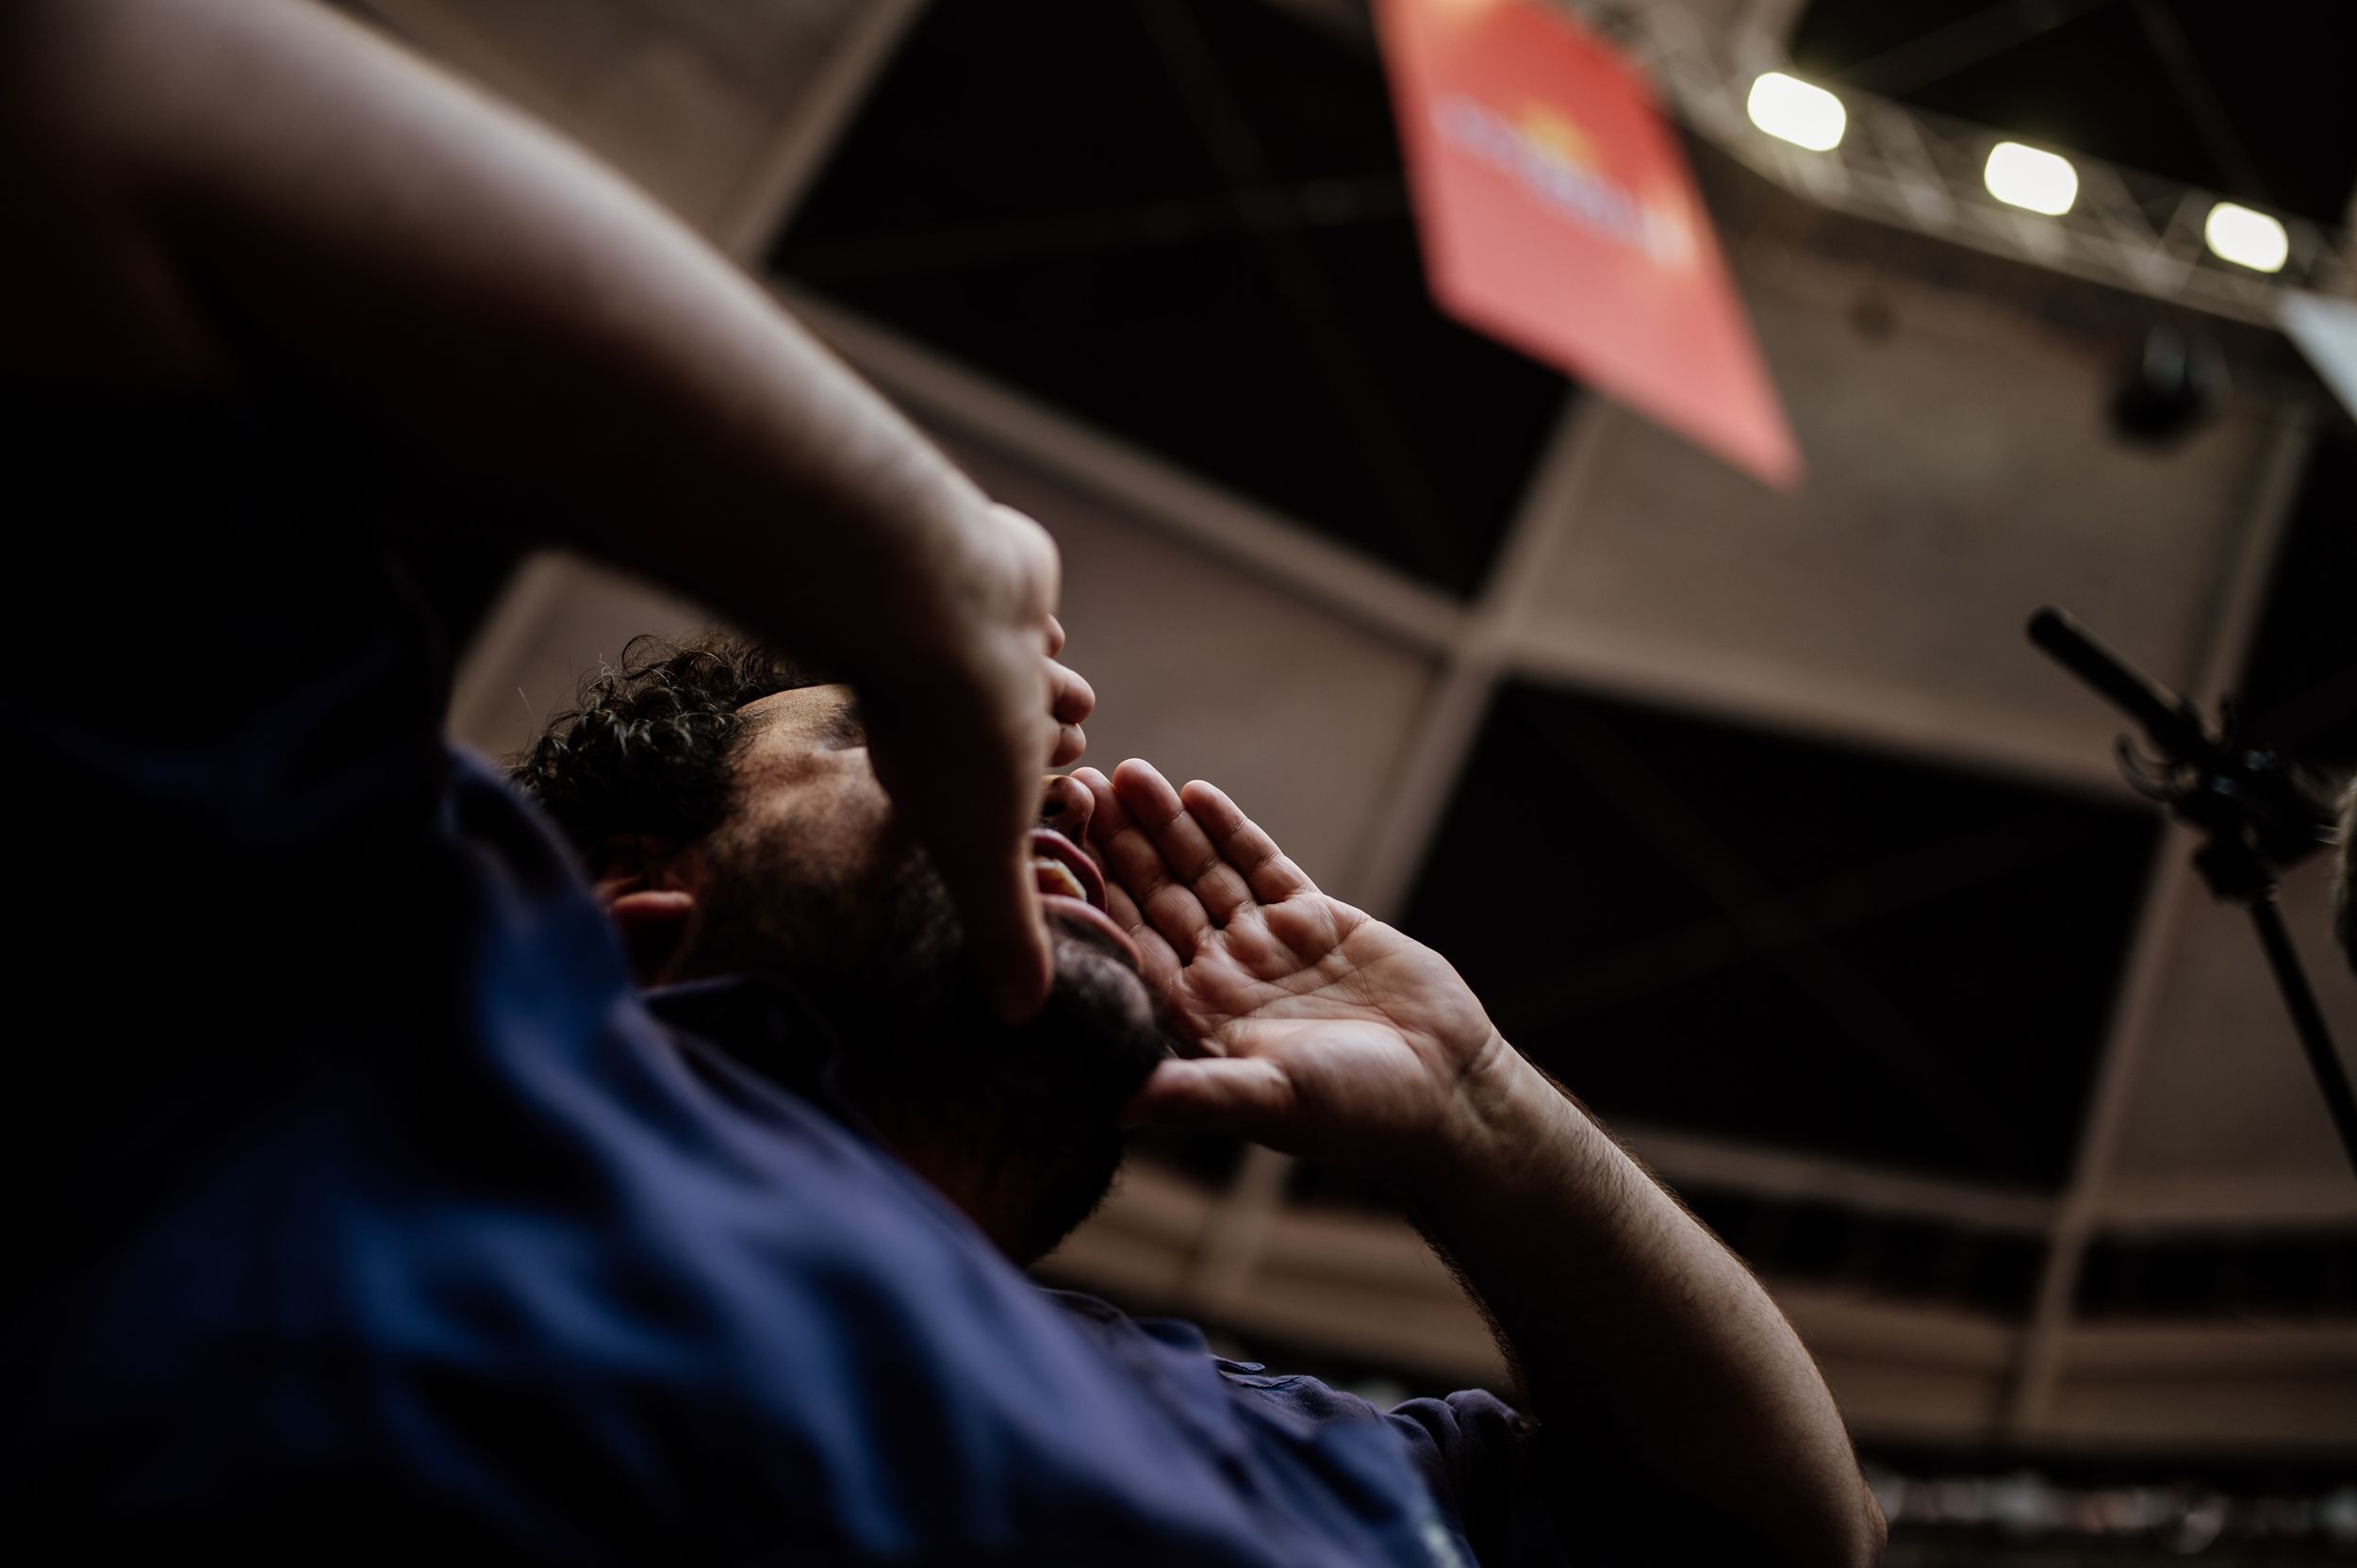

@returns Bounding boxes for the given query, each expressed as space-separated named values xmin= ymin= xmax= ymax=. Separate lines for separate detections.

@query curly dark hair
xmin=508 ymin=633 xmax=822 ymax=856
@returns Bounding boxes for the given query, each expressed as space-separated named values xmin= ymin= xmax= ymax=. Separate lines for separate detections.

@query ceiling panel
xmin=1507 ymin=255 xmax=2280 ymax=786
xmin=1398 ymin=677 xmax=2159 ymax=1189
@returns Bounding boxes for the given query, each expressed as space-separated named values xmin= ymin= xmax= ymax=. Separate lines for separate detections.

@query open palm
xmin=1072 ymin=761 xmax=1500 ymax=1172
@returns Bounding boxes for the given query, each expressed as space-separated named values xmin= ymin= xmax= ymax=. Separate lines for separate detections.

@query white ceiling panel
xmin=1507 ymin=256 xmax=2284 ymax=794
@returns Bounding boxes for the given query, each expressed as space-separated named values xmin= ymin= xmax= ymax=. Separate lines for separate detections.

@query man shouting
xmin=509 ymin=635 xmax=1888 ymax=1567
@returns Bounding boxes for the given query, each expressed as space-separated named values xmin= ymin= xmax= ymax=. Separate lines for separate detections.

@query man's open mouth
xmin=1031 ymin=827 xmax=1142 ymax=971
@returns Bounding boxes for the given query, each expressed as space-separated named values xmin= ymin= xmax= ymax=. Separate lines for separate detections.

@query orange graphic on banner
xmin=1376 ymin=0 xmax=1800 ymax=487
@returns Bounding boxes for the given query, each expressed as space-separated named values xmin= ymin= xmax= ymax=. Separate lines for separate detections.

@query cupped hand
xmin=1072 ymin=760 xmax=1503 ymax=1173
xmin=858 ymin=503 xmax=1092 ymax=1022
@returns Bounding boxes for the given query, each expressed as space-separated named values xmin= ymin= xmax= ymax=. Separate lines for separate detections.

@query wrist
xmin=1414 ymin=1032 xmax=1565 ymax=1179
xmin=824 ymin=478 xmax=997 ymax=668
xmin=860 ymin=494 xmax=1051 ymax=684
xmin=1413 ymin=1036 xmax=1615 ymax=1201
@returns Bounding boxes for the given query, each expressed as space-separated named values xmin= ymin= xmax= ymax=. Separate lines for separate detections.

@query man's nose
xmin=1038 ymin=772 xmax=1094 ymax=842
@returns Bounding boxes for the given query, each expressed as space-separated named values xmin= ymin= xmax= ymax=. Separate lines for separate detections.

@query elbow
xmin=1779 ymin=1475 xmax=1887 ymax=1568
xmin=1720 ymin=1474 xmax=1888 ymax=1568
xmin=1846 ymin=1477 xmax=1890 ymax=1568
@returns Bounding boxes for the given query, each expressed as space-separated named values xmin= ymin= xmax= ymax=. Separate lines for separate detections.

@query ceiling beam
xmin=1349 ymin=396 xmax=1615 ymax=921
xmin=715 ymin=0 xmax=931 ymax=264
xmin=770 ymin=285 xmax=1470 ymax=652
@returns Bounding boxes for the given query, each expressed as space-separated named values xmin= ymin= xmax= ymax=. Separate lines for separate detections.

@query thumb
xmin=1120 ymin=1057 xmax=1297 ymax=1145
xmin=864 ymin=698 xmax=1056 ymax=1026
xmin=943 ymin=840 xmax=1054 ymax=1024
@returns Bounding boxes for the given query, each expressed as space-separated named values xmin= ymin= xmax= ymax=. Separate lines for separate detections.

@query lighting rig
xmin=1561 ymin=0 xmax=2355 ymax=325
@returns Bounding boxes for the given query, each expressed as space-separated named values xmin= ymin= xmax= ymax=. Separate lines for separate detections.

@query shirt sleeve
xmin=1383 ymin=1390 xmax=1768 ymax=1568
xmin=1383 ymin=1390 xmax=1574 ymax=1568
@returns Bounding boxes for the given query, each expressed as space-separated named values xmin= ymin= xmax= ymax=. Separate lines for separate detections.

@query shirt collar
xmin=640 ymin=974 xmax=851 ymax=1110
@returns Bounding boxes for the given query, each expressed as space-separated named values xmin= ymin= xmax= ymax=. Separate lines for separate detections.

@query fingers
xmin=851 ymin=500 xmax=1065 ymax=1025
xmin=1112 ymin=761 xmax=1259 ymax=926
xmin=1176 ymin=778 xmax=1317 ymax=904
xmin=861 ymin=688 xmax=1056 ymax=1026
xmin=1078 ymin=759 xmax=1316 ymax=949
xmin=1098 ymin=871 xmax=1185 ymax=994
xmin=1048 ymin=658 xmax=1093 ymax=726
xmin=1046 ymin=657 xmax=1092 ymax=767
xmin=990 ymin=504 xmax=1062 ymax=619
xmin=1071 ymin=765 xmax=1213 ymax=959
xmin=1069 ymin=769 xmax=1188 ymax=991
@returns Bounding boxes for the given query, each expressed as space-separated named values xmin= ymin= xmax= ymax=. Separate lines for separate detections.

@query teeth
xmin=1032 ymin=855 xmax=1088 ymax=903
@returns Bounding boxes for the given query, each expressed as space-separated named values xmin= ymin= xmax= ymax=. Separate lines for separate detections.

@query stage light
xmin=1984 ymin=141 xmax=2076 ymax=215
xmin=1747 ymin=73 xmax=1845 ymax=152
xmin=2203 ymin=202 xmax=2288 ymax=272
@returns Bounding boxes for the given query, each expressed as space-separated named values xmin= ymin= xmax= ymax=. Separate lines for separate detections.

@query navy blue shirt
xmin=4 ymin=399 xmax=1579 ymax=1563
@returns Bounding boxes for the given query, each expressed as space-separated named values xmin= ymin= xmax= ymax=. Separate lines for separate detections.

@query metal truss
xmin=1563 ymin=0 xmax=2356 ymax=325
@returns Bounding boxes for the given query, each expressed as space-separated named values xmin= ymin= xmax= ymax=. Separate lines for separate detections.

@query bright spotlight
xmin=1747 ymin=72 xmax=1845 ymax=152
xmin=2204 ymin=201 xmax=2288 ymax=272
xmin=1984 ymin=141 xmax=2077 ymax=216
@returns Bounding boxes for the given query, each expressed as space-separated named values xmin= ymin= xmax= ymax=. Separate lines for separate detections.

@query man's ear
xmin=590 ymin=835 xmax=705 ymax=986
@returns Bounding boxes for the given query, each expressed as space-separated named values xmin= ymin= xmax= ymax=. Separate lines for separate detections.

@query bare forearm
xmin=31 ymin=0 xmax=990 ymax=675
xmin=1069 ymin=767 xmax=1886 ymax=1555
xmin=1412 ymin=1040 xmax=1886 ymax=1567
xmin=16 ymin=0 xmax=1077 ymax=1016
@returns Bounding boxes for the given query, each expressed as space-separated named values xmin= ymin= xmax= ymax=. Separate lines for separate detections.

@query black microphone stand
xmin=2029 ymin=606 xmax=2357 ymax=1185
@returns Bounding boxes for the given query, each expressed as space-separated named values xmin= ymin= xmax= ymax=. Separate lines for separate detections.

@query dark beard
xmin=687 ymin=826 xmax=1173 ymax=1262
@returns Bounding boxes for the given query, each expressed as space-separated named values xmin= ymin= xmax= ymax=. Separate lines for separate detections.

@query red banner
xmin=1377 ymin=0 xmax=1800 ymax=487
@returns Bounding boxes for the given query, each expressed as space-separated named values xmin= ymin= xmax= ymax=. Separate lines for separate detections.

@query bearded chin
xmin=688 ymin=839 xmax=1175 ymax=1261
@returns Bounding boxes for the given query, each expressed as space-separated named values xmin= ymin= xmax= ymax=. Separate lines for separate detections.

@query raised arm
xmin=1 ymin=0 xmax=1073 ymax=1017
xmin=1076 ymin=759 xmax=1887 ymax=1567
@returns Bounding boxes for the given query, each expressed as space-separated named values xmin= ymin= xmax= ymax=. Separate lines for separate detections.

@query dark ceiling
xmin=771 ymin=0 xmax=1570 ymax=597
xmin=2240 ymin=435 xmax=2357 ymax=767
xmin=1397 ymin=680 xmax=2160 ymax=1191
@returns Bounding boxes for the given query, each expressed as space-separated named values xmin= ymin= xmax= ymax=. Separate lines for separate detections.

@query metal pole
xmin=2245 ymin=896 xmax=2357 ymax=1183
